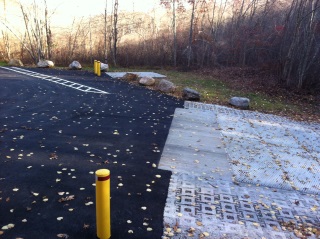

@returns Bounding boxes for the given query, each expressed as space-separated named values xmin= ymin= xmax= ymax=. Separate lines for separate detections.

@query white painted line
xmin=1 ymin=66 xmax=110 ymax=95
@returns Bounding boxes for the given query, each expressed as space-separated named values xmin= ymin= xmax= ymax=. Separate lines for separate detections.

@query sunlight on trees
xmin=0 ymin=0 xmax=320 ymax=91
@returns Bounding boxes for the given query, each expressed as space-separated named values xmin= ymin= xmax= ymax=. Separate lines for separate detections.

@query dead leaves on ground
xmin=50 ymin=153 xmax=58 ymax=160
xmin=58 ymin=195 xmax=75 ymax=203
xmin=57 ymin=234 xmax=69 ymax=238
xmin=280 ymin=221 xmax=320 ymax=238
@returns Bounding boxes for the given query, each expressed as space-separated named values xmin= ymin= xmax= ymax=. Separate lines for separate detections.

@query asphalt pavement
xmin=1 ymin=67 xmax=320 ymax=239
xmin=0 ymin=67 xmax=183 ymax=239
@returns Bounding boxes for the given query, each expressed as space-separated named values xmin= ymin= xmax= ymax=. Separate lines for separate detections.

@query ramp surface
xmin=106 ymin=72 xmax=166 ymax=78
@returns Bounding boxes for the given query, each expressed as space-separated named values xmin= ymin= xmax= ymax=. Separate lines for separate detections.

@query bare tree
xmin=104 ymin=0 xmax=108 ymax=64
xmin=1 ymin=0 xmax=11 ymax=60
xmin=112 ymin=0 xmax=119 ymax=66
xmin=44 ymin=0 xmax=52 ymax=59
xmin=187 ymin=0 xmax=196 ymax=67
xmin=18 ymin=0 xmax=54 ymax=63
xmin=281 ymin=0 xmax=320 ymax=89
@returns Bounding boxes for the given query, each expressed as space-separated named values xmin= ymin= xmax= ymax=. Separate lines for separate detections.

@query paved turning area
xmin=161 ymin=102 xmax=320 ymax=238
xmin=0 ymin=67 xmax=182 ymax=238
xmin=1 ymin=67 xmax=320 ymax=238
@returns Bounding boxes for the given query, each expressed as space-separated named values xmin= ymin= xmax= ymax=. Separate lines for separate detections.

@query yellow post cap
xmin=96 ymin=169 xmax=110 ymax=181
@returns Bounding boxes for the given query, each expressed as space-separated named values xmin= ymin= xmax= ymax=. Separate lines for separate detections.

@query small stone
xmin=229 ymin=97 xmax=250 ymax=109
xmin=156 ymin=79 xmax=175 ymax=93
xmin=122 ymin=73 xmax=139 ymax=81
xmin=182 ymin=88 xmax=200 ymax=101
xmin=139 ymin=77 xmax=155 ymax=86
xmin=37 ymin=59 xmax=54 ymax=68
xmin=68 ymin=60 xmax=82 ymax=70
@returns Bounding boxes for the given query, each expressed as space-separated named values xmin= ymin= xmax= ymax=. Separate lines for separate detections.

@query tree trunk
xmin=112 ymin=0 xmax=118 ymax=66
xmin=172 ymin=0 xmax=177 ymax=67
xmin=104 ymin=0 xmax=108 ymax=64
xmin=44 ymin=0 xmax=52 ymax=59
xmin=187 ymin=0 xmax=196 ymax=67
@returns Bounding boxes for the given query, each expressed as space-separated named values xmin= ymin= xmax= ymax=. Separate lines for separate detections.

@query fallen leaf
xmin=196 ymin=221 xmax=203 ymax=226
xmin=58 ymin=195 xmax=75 ymax=203
xmin=83 ymin=224 xmax=90 ymax=229
xmin=252 ymin=222 xmax=260 ymax=227
xmin=201 ymin=232 xmax=210 ymax=237
xmin=57 ymin=233 xmax=69 ymax=238
xmin=311 ymin=205 xmax=318 ymax=211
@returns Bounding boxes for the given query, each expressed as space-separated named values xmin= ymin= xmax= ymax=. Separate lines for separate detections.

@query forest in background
xmin=1 ymin=0 xmax=320 ymax=93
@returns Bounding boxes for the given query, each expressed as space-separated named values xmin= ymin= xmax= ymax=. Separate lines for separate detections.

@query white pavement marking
xmin=106 ymin=72 xmax=166 ymax=78
xmin=1 ymin=67 xmax=110 ymax=94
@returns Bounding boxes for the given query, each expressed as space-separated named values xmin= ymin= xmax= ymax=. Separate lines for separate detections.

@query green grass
xmin=0 ymin=61 xmax=8 ymax=66
xmin=111 ymin=67 xmax=300 ymax=115
xmin=82 ymin=66 xmax=302 ymax=117
xmin=156 ymin=69 xmax=299 ymax=113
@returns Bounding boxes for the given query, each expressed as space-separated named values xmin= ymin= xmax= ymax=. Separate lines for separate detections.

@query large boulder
xmin=37 ymin=59 xmax=54 ymax=68
xmin=69 ymin=60 xmax=82 ymax=70
xmin=157 ymin=79 xmax=175 ymax=93
xmin=139 ymin=77 xmax=155 ymax=86
xmin=100 ymin=63 xmax=109 ymax=72
xmin=122 ymin=73 xmax=139 ymax=81
xmin=8 ymin=59 xmax=24 ymax=66
xmin=229 ymin=97 xmax=250 ymax=109
xmin=182 ymin=87 xmax=200 ymax=101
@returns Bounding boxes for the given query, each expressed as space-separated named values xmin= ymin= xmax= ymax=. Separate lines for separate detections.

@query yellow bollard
xmin=97 ymin=61 xmax=101 ymax=77
xmin=94 ymin=60 xmax=97 ymax=75
xmin=96 ymin=169 xmax=111 ymax=239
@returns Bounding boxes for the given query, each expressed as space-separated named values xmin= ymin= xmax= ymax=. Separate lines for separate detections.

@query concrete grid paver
xmin=162 ymin=101 xmax=320 ymax=238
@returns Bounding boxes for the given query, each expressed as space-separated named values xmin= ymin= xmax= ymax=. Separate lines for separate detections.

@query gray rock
xmin=100 ymin=63 xmax=109 ymax=72
xmin=37 ymin=59 xmax=54 ymax=68
xmin=229 ymin=97 xmax=250 ymax=109
xmin=157 ymin=79 xmax=176 ymax=93
xmin=8 ymin=59 xmax=24 ymax=66
xmin=182 ymin=88 xmax=200 ymax=101
xmin=139 ymin=77 xmax=155 ymax=86
xmin=122 ymin=73 xmax=139 ymax=81
xmin=68 ymin=61 xmax=82 ymax=70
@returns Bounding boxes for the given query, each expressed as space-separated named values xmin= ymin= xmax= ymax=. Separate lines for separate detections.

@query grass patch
xmin=156 ymin=69 xmax=299 ymax=114
xmin=87 ymin=66 xmax=317 ymax=121
xmin=0 ymin=61 xmax=8 ymax=66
